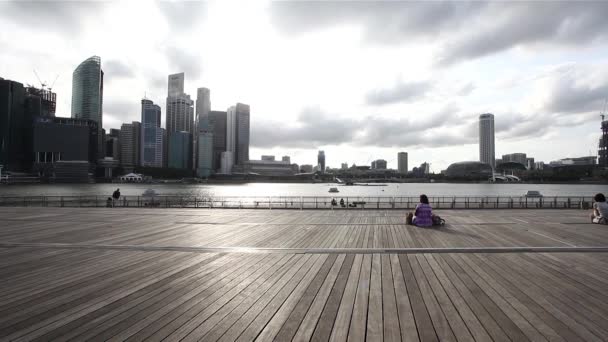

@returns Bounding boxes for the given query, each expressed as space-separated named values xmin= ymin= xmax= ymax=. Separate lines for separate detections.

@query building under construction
xmin=599 ymin=118 xmax=608 ymax=167
xmin=25 ymin=86 xmax=56 ymax=117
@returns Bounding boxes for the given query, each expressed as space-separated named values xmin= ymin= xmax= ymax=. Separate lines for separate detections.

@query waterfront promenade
xmin=1 ymin=207 xmax=608 ymax=341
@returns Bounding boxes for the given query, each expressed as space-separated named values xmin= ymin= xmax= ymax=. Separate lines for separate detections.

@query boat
xmin=142 ymin=189 xmax=158 ymax=197
xmin=328 ymin=187 xmax=339 ymax=193
xmin=524 ymin=190 xmax=543 ymax=198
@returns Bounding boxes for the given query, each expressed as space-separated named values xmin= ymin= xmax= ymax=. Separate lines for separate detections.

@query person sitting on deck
xmin=591 ymin=193 xmax=608 ymax=224
xmin=407 ymin=194 xmax=433 ymax=227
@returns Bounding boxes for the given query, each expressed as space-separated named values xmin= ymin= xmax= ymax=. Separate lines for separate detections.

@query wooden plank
xmin=347 ymin=253 xmax=372 ymax=342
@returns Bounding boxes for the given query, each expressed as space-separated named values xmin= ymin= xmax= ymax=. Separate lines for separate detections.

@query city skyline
xmin=1 ymin=1 xmax=608 ymax=170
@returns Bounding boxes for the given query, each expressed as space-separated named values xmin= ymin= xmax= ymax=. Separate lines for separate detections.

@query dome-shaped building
xmin=445 ymin=161 xmax=493 ymax=180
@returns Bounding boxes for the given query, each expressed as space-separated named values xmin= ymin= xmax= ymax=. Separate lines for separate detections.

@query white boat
xmin=524 ymin=190 xmax=543 ymax=198
xmin=328 ymin=187 xmax=339 ymax=193
xmin=142 ymin=189 xmax=158 ymax=197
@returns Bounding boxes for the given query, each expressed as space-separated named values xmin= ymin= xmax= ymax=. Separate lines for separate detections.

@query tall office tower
xmin=166 ymin=73 xmax=194 ymax=136
xmin=282 ymin=156 xmax=290 ymax=164
xmin=209 ymin=110 xmax=227 ymax=171
xmin=0 ymin=78 xmax=41 ymax=172
xmin=317 ymin=150 xmax=326 ymax=173
xmin=398 ymin=152 xmax=408 ymax=174
xmin=119 ymin=121 xmax=141 ymax=169
xmin=196 ymin=115 xmax=214 ymax=177
xmin=168 ymin=131 xmax=192 ymax=169
xmin=141 ymin=99 xmax=164 ymax=167
xmin=194 ymin=87 xmax=211 ymax=171
xmin=226 ymin=103 xmax=250 ymax=166
xmin=341 ymin=163 xmax=348 ymax=170
xmin=479 ymin=113 xmax=495 ymax=169
xmin=71 ymin=56 xmax=104 ymax=156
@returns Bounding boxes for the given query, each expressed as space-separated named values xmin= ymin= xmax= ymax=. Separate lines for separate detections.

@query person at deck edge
xmin=591 ymin=193 xmax=608 ymax=224
xmin=413 ymin=194 xmax=433 ymax=227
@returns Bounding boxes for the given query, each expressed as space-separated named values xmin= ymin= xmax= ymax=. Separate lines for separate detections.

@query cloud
xmin=0 ymin=1 xmax=104 ymax=35
xmin=103 ymin=99 xmax=140 ymax=128
xmin=157 ymin=1 xmax=206 ymax=32
xmin=366 ymin=81 xmax=432 ymax=106
xmin=269 ymin=1 xmax=483 ymax=42
xmin=542 ymin=68 xmax=608 ymax=114
xmin=104 ymin=60 xmax=135 ymax=79
xmin=457 ymin=82 xmax=475 ymax=96
xmin=269 ymin=1 xmax=608 ymax=64
xmin=251 ymin=105 xmax=473 ymax=149
xmin=165 ymin=46 xmax=203 ymax=79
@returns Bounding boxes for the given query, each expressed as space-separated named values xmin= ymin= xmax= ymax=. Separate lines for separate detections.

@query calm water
xmin=0 ymin=183 xmax=606 ymax=197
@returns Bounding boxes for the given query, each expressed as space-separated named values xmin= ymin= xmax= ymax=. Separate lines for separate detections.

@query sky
xmin=1 ymin=0 xmax=608 ymax=172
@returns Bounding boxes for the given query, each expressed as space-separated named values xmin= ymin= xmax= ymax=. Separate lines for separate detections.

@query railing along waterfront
xmin=0 ymin=195 xmax=595 ymax=209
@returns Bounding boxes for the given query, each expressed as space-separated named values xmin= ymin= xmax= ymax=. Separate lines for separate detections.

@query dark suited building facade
xmin=209 ymin=110 xmax=227 ymax=171
xmin=0 ymin=78 xmax=52 ymax=172
xmin=32 ymin=117 xmax=98 ymax=182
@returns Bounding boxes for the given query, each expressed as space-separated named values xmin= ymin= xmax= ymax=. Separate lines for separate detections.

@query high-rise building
xmin=341 ymin=163 xmax=348 ymax=170
xmin=209 ymin=110 xmax=227 ymax=171
xmin=479 ymin=113 xmax=495 ymax=169
xmin=71 ymin=56 xmax=103 ymax=156
xmin=282 ymin=156 xmax=291 ymax=164
xmin=166 ymin=73 xmax=194 ymax=149
xmin=141 ymin=99 xmax=164 ymax=167
xmin=398 ymin=152 xmax=408 ymax=174
xmin=1 ymin=79 xmax=34 ymax=172
xmin=226 ymin=103 xmax=250 ymax=167
xmin=317 ymin=150 xmax=325 ymax=173
xmin=196 ymin=115 xmax=213 ymax=177
xmin=119 ymin=121 xmax=141 ymax=169
xmin=168 ymin=131 xmax=192 ymax=169
xmin=105 ymin=131 xmax=120 ymax=160
xmin=25 ymin=86 xmax=56 ymax=117
xmin=194 ymin=87 xmax=211 ymax=170
xmin=220 ymin=151 xmax=233 ymax=174
xmin=371 ymin=159 xmax=387 ymax=169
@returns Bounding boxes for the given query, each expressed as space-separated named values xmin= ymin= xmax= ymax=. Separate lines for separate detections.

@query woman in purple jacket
xmin=412 ymin=194 xmax=433 ymax=227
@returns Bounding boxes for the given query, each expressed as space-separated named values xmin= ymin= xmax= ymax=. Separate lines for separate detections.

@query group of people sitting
xmin=407 ymin=192 xmax=608 ymax=227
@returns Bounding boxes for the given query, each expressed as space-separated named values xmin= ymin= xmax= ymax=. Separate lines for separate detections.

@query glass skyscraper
xmin=141 ymin=99 xmax=164 ymax=167
xmin=71 ymin=56 xmax=104 ymax=157
xmin=479 ymin=113 xmax=495 ymax=169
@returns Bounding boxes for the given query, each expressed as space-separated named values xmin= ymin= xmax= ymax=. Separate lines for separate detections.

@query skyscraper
xmin=196 ymin=115 xmax=213 ymax=177
xmin=141 ymin=99 xmax=164 ymax=167
xmin=398 ymin=152 xmax=408 ymax=174
xmin=479 ymin=113 xmax=495 ymax=169
xmin=194 ymin=87 xmax=211 ymax=170
xmin=317 ymin=150 xmax=325 ymax=172
xmin=282 ymin=156 xmax=290 ymax=164
xmin=209 ymin=110 xmax=227 ymax=171
xmin=226 ymin=103 xmax=250 ymax=166
xmin=166 ymin=73 xmax=194 ymax=137
xmin=119 ymin=121 xmax=141 ymax=169
xmin=168 ymin=131 xmax=192 ymax=169
xmin=71 ymin=56 xmax=103 ymax=156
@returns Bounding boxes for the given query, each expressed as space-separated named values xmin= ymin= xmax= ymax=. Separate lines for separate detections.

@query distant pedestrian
xmin=112 ymin=188 xmax=121 ymax=207
xmin=591 ymin=193 xmax=608 ymax=224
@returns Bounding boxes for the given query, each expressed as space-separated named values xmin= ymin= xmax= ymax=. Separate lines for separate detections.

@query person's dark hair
xmin=594 ymin=193 xmax=606 ymax=202
xmin=420 ymin=194 xmax=429 ymax=204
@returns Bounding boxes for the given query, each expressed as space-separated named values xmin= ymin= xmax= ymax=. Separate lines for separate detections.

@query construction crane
xmin=32 ymin=70 xmax=59 ymax=92
xmin=33 ymin=69 xmax=47 ymax=89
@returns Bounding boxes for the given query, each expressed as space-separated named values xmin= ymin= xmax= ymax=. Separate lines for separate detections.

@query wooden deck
xmin=1 ymin=207 xmax=608 ymax=341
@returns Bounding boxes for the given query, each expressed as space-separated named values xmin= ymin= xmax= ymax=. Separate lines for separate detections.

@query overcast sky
xmin=1 ymin=1 xmax=608 ymax=171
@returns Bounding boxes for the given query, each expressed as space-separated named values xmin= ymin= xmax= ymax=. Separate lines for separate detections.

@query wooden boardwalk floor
xmin=1 ymin=207 xmax=607 ymax=341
